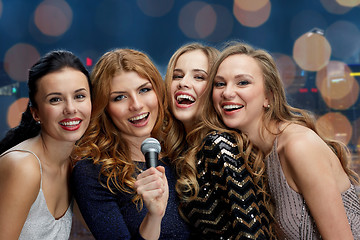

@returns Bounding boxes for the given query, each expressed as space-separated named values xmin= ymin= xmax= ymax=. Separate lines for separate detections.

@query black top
xmin=71 ymin=158 xmax=190 ymax=240
xmin=180 ymin=131 xmax=271 ymax=240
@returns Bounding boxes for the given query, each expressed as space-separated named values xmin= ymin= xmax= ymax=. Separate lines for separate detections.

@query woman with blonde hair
xmin=164 ymin=42 xmax=273 ymax=239
xmin=163 ymin=42 xmax=219 ymax=162
xmin=71 ymin=48 xmax=190 ymax=240
xmin=209 ymin=42 xmax=360 ymax=239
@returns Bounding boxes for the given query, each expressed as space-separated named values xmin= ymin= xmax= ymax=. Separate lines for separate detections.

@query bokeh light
xmin=0 ymin=0 xmax=3 ymax=18
xmin=331 ymin=82 xmax=359 ymax=111
xmin=316 ymin=61 xmax=356 ymax=100
xmin=204 ymin=4 xmax=233 ymax=42
xmin=34 ymin=0 xmax=73 ymax=37
xmin=350 ymin=117 xmax=360 ymax=151
xmin=4 ymin=44 xmax=40 ymax=82
xmin=316 ymin=112 xmax=352 ymax=145
xmin=325 ymin=20 xmax=360 ymax=60
xmin=293 ymin=30 xmax=331 ymax=71
xmin=7 ymin=98 xmax=28 ymax=128
xmin=179 ymin=2 xmax=217 ymax=39
xmin=320 ymin=0 xmax=353 ymax=14
xmin=233 ymin=0 xmax=269 ymax=11
xmin=136 ymin=0 xmax=174 ymax=17
xmin=273 ymin=53 xmax=296 ymax=88
xmin=233 ymin=0 xmax=271 ymax=27
xmin=336 ymin=0 xmax=360 ymax=7
xmin=321 ymin=83 xmax=359 ymax=110
xmin=316 ymin=61 xmax=359 ymax=109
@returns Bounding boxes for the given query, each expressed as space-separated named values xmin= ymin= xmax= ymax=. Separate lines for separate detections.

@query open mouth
xmin=176 ymin=94 xmax=195 ymax=105
xmin=222 ymin=104 xmax=244 ymax=112
xmin=128 ymin=112 xmax=149 ymax=124
xmin=59 ymin=120 xmax=81 ymax=127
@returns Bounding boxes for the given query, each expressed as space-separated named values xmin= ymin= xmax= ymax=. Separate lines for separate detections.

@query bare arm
xmin=0 ymin=152 xmax=41 ymax=239
xmin=135 ymin=166 xmax=169 ymax=240
xmin=281 ymin=129 xmax=354 ymax=240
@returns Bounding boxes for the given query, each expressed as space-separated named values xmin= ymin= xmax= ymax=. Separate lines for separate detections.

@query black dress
xmin=180 ymin=131 xmax=271 ymax=240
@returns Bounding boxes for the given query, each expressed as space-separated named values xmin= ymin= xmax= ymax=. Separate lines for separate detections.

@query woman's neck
xmin=244 ymin=121 xmax=279 ymax=155
xmin=33 ymin=134 xmax=73 ymax=168
xmin=124 ymin=136 xmax=148 ymax=162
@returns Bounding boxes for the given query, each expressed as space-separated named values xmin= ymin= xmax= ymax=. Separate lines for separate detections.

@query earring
xmin=37 ymin=121 xmax=41 ymax=124
xmin=267 ymin=104 xmax=270 ymax=108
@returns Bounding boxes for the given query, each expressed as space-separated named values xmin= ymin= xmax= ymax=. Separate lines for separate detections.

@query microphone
xmin=141 ymin=138 xmax=161 ymax=168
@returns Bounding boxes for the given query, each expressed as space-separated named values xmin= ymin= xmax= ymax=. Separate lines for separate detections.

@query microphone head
xmin=141 ymin=137 xmax=161 ymax=155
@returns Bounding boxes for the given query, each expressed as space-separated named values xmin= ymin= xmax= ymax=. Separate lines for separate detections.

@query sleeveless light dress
xmin=1 ymin=150 xmax=73 ymax=240
xmin=265 ymin=138 xmax=360 ymax=239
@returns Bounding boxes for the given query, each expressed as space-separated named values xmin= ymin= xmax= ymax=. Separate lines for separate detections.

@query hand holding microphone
xmin=141 ymin=137 xmax=161 ymax=168
xmin=135 ymin=138 xmax=168 ymax=239
xmin=136 ymin=137 xmax=168 ymax=218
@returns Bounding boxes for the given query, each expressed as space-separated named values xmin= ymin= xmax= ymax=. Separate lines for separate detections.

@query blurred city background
xmin=1 ymin=0 xmax=360 ymax=238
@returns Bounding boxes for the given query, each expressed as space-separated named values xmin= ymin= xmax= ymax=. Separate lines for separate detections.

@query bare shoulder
xmin=280 ymin=124 xmax=322 ymax=150
xmin=0 ymin=150 xmax=41 ymax=189
xmin=278 ymin=124 xmax=328 ymax=166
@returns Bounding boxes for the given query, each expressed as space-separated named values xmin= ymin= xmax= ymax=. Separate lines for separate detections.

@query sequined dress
xmin=265 ymin=138 xmax=360 ymax=240
xmin=180 ymin=131 xmax=271 ymax=240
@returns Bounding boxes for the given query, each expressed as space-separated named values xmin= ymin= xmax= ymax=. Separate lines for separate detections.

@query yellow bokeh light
xmin=316 ymin=61 xmax=356 ymax=100
xmin=316 ymin=61 xmax=359 ymax=110
xmin=336 ymin=0 xmax=360 ymax=7
xmin=7 ymin=98 xmax=29 ymax=128
xmin=34 ymin=0 xmax=72 ymax=37
xmin=321 ymin=82 xmax=359 ymax=110
xmin=316 ymin=112 xmax=352 ymax=145
xmin=320 ymin=0 xmax=352 ymax=14
xmin=293 ymin=31 xmax=331 ymax=71
xmin=233 ymin=0 xmax=271 ymax=27
xmin=233 ymin=0 xmax=269 ymax=11
xmin=4 ymin=44 xmax=40 ymax=82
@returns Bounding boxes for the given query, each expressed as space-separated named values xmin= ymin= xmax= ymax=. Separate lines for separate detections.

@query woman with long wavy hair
xmin=209 ymin=42 xmax=360 ymax=239
xmin=163 ymin=42 xmax=273 ymax=239
xmin=71 ymin=48 xmax=190 ymax=240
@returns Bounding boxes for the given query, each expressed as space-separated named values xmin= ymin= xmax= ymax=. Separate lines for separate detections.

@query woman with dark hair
xmin=71 ymin=48 xmax=190 ymax=240
xmin=0 ymin=50 xmax=92 ymax=239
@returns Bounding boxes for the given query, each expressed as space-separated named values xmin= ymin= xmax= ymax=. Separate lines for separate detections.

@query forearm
xmin=139 ymin=213 xmax=162 ymax=240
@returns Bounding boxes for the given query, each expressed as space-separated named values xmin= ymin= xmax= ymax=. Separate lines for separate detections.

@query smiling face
xmin=32 ymin=67 xmax=92 ymax=143
xmin=212 ymin=54 xmax=269 ymax=134
xmin=106 ymin=71 xmax=159 ymax=142
xmin=169 ymin=49 xmax=209 ymax=132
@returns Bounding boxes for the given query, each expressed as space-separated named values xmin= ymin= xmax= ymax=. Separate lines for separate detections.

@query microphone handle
xmin=145 ymin=151 xmax=158 ymax=168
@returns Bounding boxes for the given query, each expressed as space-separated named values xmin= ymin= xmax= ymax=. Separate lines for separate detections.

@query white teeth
xmin=223 ymin=105 xmax=242 ymax=110
xmin=176 ymin=94 xmax=195 ymax=102
xmin=129 ymin=113 xmax=148 ymax=121
xmin=60 ymin=120 xmax=80 ymax=126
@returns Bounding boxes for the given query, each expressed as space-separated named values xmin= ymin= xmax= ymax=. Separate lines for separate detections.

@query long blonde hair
xmin=206 ymin=42 xmax=359 ymax=185
xmin=73 ymin=49 xmax=169 ymax=206
xmin=162 ymin=42 xmax=220 ymax=199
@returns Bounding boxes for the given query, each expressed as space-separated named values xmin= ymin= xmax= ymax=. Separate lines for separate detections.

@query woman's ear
xmin=30 ymin=107 xmax=40 ymax=122
xmin=263 ymin=91 xmax=273 ymax=108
